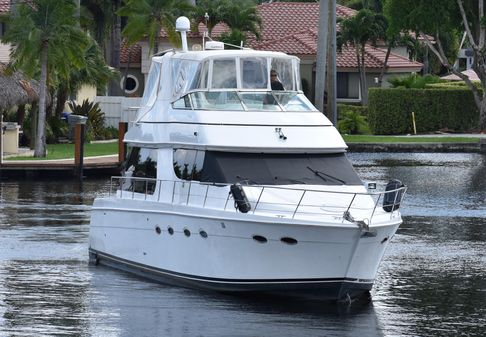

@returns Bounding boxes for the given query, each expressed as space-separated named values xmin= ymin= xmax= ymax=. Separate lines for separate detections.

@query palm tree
xmin=55 ymin=37 xmax=118 ymax=117
xmin=3 ymin=0 xmax=88 ymax=157
xmin=81 ymin=0 xmax=123 ymax=95
xmin=118 ymin=0 xmax=194 ymax=55
xmin=192 ymin=0 xmax=229 ymax=38
xmin=337 ymin=9 xmax=387 ymax=105
xmin=219 ymin=0 xmax=262 ymax=44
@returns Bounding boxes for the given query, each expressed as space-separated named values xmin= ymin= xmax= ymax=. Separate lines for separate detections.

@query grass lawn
xmin=5 ymin=142 xmax=118 ymax=160
xmin=343 ymin=135 xmax=481 ymax=143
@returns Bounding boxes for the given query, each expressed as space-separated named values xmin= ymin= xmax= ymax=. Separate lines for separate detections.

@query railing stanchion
xmin=118 ymin=178 xmax=123 ymax=198
xmin=253 ymin=187 xmax=265 ymax=214
xmin=224 ymin=190 xmax=231 ymax=211
xmin=157 ymin=179 xmax=162 ymax=202
xmin=369 ymin=193 xmax=381 ymax=225
xmin=186 ymin=181 xmax=192 ymax=205
xmin=171 ymin=181 xmax=176 ymax=204
xmin=292 ymin=190 xmax=306 ymax=219
xmin=342 ymin=194 xmax=357 ymax=223
xmin=203 ymin=184 xmax=210 ymax=208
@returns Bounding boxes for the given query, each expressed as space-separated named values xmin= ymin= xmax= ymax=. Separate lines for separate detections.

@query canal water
xmin=0 ymin=153 xmax=484 ymax=336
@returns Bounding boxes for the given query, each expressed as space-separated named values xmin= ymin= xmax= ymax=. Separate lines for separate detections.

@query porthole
xmin=168 ymin=226 xmax=174 ymax=235
xmin=252 ymin=235 xmax=267 ymax=243
xmin=280 ymin=237 xmax=298 ymax=245
xmin=184 ymin=228 xmax=191 ymax=237
xmin=155 ymin=226 xmax=161 ymax=235
xmin=199 ymin=230 xmax=208 ymax=238
xmin=120 ymin=74 xmax=139 ymax=95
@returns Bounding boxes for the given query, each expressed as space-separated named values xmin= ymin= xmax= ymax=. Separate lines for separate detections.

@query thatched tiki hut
xmin=0 ymin=62 xmax=41 ymax=124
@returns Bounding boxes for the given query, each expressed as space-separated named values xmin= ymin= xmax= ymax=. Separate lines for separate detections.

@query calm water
xmin=0 ymin=153 xmax=485 ymax=337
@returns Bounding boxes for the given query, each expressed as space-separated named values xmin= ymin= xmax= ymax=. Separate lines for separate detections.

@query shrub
xmin=47 ymin=116 xmax=69 ymax=143
xmin=337 ymin=105 xmax=370 ymax=134
xmin=68 ymin=99 xmax=105 ymax=140
xmin=388 ymin=74 xmax=442 ymax=89
xmin=368 ymin=88 xmax=479 ymax=134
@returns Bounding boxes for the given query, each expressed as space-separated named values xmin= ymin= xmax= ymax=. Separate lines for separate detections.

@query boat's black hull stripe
xmin=90 ymin=249 xmax=374 ymax=285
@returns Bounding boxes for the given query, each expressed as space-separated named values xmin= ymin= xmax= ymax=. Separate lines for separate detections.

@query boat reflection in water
xmin=88 ymin=16 xmax=406 ymax=301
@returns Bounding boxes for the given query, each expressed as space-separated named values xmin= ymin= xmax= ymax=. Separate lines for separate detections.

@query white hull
xmin=89 ymin=197 xmax=401 ymax=300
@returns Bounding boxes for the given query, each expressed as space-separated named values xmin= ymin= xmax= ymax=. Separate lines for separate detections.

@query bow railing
xmin=108 ymin=176 xmax=407 ymax=225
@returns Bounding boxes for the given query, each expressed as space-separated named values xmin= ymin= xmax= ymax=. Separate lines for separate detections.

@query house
xmin=249 ymin=2 xmax=423 ymax=103
xmin=0 ymin=0 xmax=10 ymax=63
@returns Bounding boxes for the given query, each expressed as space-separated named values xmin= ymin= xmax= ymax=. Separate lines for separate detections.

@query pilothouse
xmin=89 ymin=17 xmax=406 ymax=301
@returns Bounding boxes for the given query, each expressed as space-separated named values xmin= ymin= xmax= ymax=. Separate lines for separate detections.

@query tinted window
xmin=173 ymin=149 xmax=205 ymax=180
xmin=124 ymin=147 xmax=158 ymax=193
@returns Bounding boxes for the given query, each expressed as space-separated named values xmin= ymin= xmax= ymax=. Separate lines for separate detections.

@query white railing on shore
xmin=108 ymin=176 xmax=407 ymax=225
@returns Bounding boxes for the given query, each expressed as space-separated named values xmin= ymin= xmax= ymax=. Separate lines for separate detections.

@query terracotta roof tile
xmin=0 ymin=0 xmax=10 ymax=13
xmin=120 ymin=42 xmax=141 ymax=65
xmin=255 ymin=2 xmax=354 ymax=43
xmin=252 ymin=2 xmax=422 ymax=71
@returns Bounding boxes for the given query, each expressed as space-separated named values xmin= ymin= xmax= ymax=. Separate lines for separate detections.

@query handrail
xmin=108 ymin=176 xmax=407 ymax=225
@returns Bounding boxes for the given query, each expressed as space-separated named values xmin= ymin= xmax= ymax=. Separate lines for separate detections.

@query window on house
xmin=337 ymin=72 xmax=360 ymax=99
xmin=0 ymin=23 xmax=5 ymax=38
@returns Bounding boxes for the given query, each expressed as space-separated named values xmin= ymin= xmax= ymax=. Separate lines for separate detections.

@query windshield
xmin=173 ymin=90 xmax=316 ymax=112
xmin=172 ymin=150 xmax=362 ymax=186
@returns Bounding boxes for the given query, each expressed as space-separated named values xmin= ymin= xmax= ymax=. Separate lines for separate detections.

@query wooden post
xmin=0 ymin=113 xmax=3 ymax=166
xmin=74 ymin=123 xmax=85 ymax=179
xmin=118 ymin=122 xmax=128 ymax=163
xmin=480 ymin=138 xmax=486 ymax=153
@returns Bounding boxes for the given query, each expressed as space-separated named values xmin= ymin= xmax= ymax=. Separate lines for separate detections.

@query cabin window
xmin=212 ymin=59 xmax=237 ymax=89
xmin=270 ymin=58 xmax=295 ymax=91
xmin=191 ymin=91 xmax=244 ymax=111
xmin=198 ymin=61 xmax=209 ymax=89
xmin=173 ymin=149 xmax=205 ymax=181
xmin=172 ymin=59 xmax=202 ymax=99
xmin=240 ymin=57 xmax=268 ymax=89
xmin=141 ymin=62 xmax=161 ymax=107
xmin=172 ymin=95 xmax=192 ymax=109
xmin=123 ymin=147 xmax=158 ymax=194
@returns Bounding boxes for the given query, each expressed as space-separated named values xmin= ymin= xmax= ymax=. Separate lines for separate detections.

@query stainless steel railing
xmin=108 ymin=176 xmax=407 ymax=225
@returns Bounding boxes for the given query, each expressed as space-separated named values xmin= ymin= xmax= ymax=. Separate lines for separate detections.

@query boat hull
xmin=89 ymin=198 xmax=400 ymax=301
xmin=89 ymin=249 xmax=373 ymax=300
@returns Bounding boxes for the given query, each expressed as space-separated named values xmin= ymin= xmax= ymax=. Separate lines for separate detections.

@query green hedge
xmin=337 ymin=103 xmax=368 ymax=117
xmin=368 ymin=88 xmax=479 ymax=134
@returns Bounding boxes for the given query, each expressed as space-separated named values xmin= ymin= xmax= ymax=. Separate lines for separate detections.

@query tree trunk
xmin=360 ymin=46 xmax=368 ymax=105
xmin=326 ymin=0 xmax=337 ymax=124
xmin=16 ymin=104 xmax=26 ymax=126
xmin=481 ymin=94 xmax=486 ymax=130
xmin=34 ymin=43 xmax=48 ymax=157
xmin=55 ymin=85 xmax=69 ymax=117
xmin=378 ymin=43 xmax=392 ymax=86
xmin=108 ymin=0 xmax=121 ymax=95
xmin=315 ymin=0 xmax=329 ymax=113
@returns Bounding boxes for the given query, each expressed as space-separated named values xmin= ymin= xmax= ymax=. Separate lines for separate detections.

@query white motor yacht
xmin=88 ymin=17 xmax=406 ymax=301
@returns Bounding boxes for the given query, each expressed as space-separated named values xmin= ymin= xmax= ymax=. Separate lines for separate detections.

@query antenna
xmin=176 ymin=16 xmax=190 ymax=52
